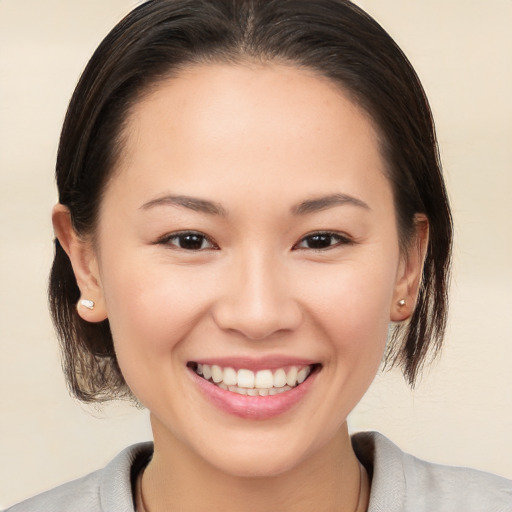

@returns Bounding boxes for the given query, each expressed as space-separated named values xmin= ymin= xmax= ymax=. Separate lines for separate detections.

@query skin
xmin=54 ymin=63 xmax=427 ymax=511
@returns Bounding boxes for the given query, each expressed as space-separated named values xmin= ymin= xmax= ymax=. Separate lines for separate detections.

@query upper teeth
xmin=196 ymin=364 xmax=312 ymax=390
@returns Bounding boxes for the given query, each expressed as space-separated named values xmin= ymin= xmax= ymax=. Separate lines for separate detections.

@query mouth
xmin=187 ymin=362 xmax=321 ymax=397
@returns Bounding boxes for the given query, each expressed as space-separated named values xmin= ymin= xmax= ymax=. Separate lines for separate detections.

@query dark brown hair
xmin=49 ymin=0 xmax=452 ymax=402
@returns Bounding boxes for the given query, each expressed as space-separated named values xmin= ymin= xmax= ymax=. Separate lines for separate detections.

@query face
xmin=78 ymin=63 xmax=416 ymax=477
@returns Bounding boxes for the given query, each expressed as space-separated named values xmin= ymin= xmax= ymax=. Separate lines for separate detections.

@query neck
xmin=142 ymin=415 xmax=365 ymax=512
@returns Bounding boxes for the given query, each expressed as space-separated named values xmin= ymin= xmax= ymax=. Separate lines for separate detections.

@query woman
xmin=6 ymin=0 xmax=511 ymax=510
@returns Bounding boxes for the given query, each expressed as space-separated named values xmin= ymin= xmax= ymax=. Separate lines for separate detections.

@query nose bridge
xmin=212 ymin=246 xmax=302 ymax=340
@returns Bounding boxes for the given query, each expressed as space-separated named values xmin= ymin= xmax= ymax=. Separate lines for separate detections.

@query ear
xmin=390 ymin=214 xmax=429 ymax=322
xmin=52 ymin=204 xmax=108 ymax=323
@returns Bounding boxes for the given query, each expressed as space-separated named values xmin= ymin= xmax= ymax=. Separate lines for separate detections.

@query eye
xmin=294 ymin=231 xmax=353 ymax=250
xmin=157 ymin=231 xmax=218 ymax=251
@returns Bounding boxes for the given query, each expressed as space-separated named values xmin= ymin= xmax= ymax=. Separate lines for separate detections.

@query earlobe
xmin=52 ymin=204 xmax=108 ymax=323
xmin=390 ymin=214 xmax=429 ymax=322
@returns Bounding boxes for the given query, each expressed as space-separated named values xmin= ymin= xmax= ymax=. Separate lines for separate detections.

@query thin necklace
xmin=136 ymin=462 xmax=369 ymax=512
xmin=136 ymin=463 xmax=149 ymax=512
xmin=355 ymin=462 xmax=370 ymax=512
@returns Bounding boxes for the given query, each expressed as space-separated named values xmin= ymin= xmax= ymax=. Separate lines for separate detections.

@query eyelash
xmin=156 ymin=230 xmax=354 ymax=252
xmin=293 ymin=231 xmax=354 ymax=251
xmin=156 ymin=231 xmax=219 ymax=251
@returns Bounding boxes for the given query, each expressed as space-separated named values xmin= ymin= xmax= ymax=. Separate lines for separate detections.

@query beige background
xmin=1 ymin=0 xmax=511 ymax=507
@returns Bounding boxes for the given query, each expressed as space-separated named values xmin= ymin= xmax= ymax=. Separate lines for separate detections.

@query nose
xmin=212 ymin=252 xmax=303 ymax=340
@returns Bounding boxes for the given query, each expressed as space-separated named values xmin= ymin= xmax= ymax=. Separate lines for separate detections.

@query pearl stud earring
xmin=398 ymin=299 xmax=406 ymax=307
xmin=79 ymin=299 xmax=95 ymax=310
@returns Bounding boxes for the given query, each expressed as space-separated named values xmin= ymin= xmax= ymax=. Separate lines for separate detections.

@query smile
xmin=189 ymin=363 xmax=318 ymax=396
xmin=188 ymin=360 xmax=320 ymax=419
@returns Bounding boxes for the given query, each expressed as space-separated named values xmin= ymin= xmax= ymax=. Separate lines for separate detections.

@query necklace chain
xmin=136 ymin=463 xmax=148 ymax=512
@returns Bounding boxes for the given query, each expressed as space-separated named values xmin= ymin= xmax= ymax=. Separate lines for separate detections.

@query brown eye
xmin=159 ymin=232 xmax=217 ymax=251
xmin=295 ymin=232 xmax=352 ymax=250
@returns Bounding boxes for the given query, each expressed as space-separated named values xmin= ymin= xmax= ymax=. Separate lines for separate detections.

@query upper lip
xmin=188 ymin=356 xmax=319 ymax=372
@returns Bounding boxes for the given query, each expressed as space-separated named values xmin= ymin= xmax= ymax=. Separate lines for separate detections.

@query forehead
xmin=113 ymin=62 xmax=390 ymax=211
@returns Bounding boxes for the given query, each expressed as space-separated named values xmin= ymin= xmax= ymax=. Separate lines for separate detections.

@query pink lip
xmin=190 ymin=356 xmax=317 ymax=372
xmin=188 ymin=365 xmax=318 ymax=420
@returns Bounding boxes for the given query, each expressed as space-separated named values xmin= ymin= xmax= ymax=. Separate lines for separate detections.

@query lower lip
xmin=188 ymin=368 xmax=317 ymax=420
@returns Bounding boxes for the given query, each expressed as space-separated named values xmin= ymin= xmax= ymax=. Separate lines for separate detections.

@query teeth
xmin=223 ymin=367 xmax=237 ymax=386
xmin=237 ymin=369 xmax=255 ymax=389
xmin=211 ymin=365 xmax=223 ymax=383
xmin=229 ymin=386 xmax=247 ymax=395
xmin=273 ymin=368 xmax=287 ymax=388
xmin=297 ymin=367 xmax=311 ymax=384
xmin=255 ymin=370 xmax=273 ymax=389
xmin=194 ymin=363 xmax=314 ymax=394
xmin=202 ymin=365 xmax=212 ymax=380
xmin=286 ymin=366 xmax=298 ymax=386
xmin=222 ymin=385 xmax=292 ymax=397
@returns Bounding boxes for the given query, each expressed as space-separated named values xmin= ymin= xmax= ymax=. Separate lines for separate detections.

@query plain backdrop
xmin=1 ymin=0 xmax=511 ymax=507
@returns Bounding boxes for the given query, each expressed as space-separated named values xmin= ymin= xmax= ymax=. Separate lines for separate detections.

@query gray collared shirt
xmin=5 ymin=432 xmax=512 ymax=511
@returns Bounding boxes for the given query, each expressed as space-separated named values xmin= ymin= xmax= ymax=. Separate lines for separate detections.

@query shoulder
xmin=352 ymin=431 xmax=512 ymax=512
xmin=4 ymin=469 xmax=103 ymax=512
xmin=4 ymin=442 xmax=153 ymax=512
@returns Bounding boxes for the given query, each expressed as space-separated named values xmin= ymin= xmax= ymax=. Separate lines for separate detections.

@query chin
xmin=195 ymin=429 xmax=323 ymax=479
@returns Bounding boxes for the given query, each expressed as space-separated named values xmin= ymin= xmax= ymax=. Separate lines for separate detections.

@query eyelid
xmin=155 ymin=230 xmax=219 ymax=250
xmin=154 ymin=230 xmax=353 ymax=251
xmin=293 ymin=231 xmax=354 ymax=250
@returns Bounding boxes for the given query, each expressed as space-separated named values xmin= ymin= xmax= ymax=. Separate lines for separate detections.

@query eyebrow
xmin=140 ymin=195 xmax=228 ymax=216
xmin=140 ymin=192 xmax=369 ymax=217
xmin=291 ymin=193 xmax=370 ymax=215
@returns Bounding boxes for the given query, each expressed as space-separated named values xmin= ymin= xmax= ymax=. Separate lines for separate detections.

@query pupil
xmin=308 ymin=234 xmax=331 ymax=249
xmin=181 ymin=234 xmax=203 ymax=250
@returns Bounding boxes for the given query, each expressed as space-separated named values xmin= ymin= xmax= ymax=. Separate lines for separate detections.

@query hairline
xmin=94 ymin=56 xmax=410 ymax=252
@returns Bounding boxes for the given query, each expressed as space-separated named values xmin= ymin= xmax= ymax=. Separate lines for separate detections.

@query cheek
xmin=105 ymin=266 xmax=210 ymax=343
xmin=298 ymin=255 xmax=397 ymax=377
xmin=102 ymin=270 xmax=220 ymax=415
xmin=99 ymin=259 xmax=216 ymax=391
